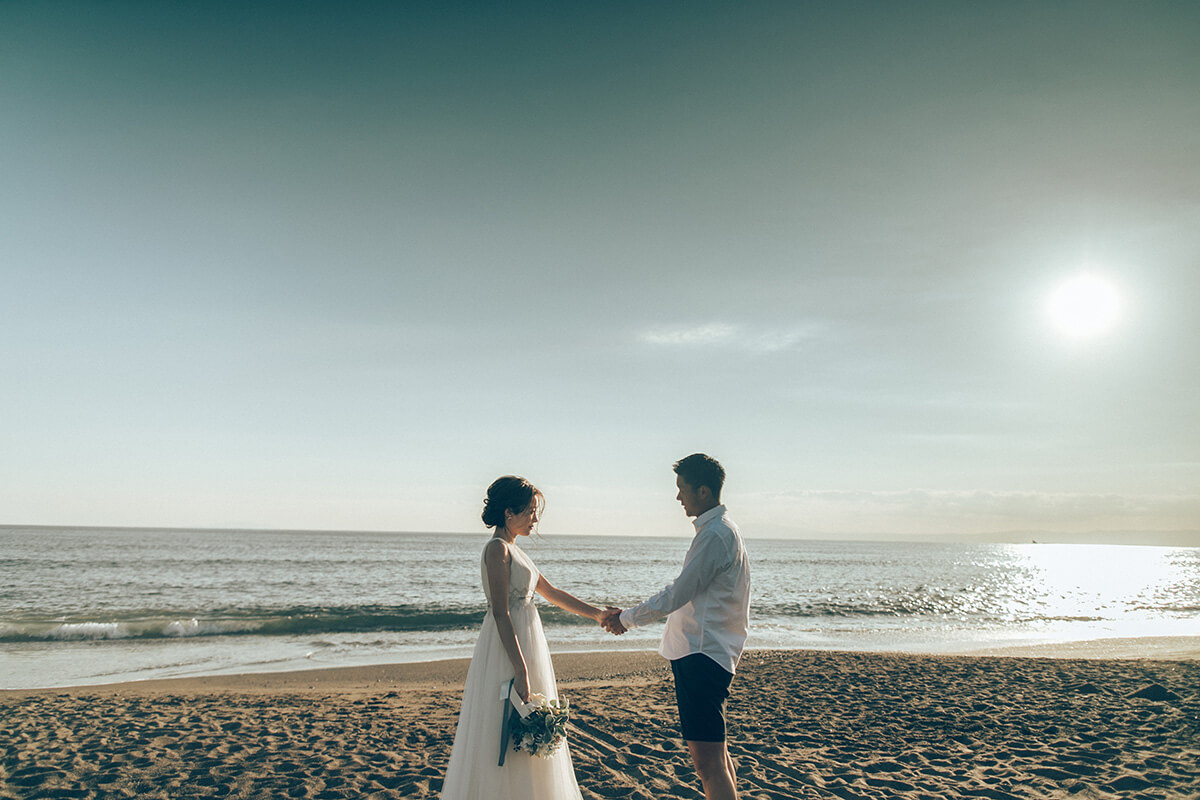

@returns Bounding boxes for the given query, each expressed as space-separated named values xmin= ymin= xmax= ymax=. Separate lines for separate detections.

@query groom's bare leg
xmin=687 ymin=740 xmax=737 ymax=800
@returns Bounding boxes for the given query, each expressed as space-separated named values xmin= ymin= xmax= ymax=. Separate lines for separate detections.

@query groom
xmin=602 ymin=454 xmax=750 ymax=800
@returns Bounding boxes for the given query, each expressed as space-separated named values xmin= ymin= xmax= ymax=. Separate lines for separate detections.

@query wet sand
xmin=3 ymin=644 xmax=1198 ymax=799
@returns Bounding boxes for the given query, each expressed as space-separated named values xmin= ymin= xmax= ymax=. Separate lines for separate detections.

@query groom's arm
xmin=618 ymin=530 xmax=727 ymax=631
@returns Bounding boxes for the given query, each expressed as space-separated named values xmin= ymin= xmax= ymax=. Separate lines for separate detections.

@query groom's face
xmin=676 ymin=474 xmax=704 ymax=517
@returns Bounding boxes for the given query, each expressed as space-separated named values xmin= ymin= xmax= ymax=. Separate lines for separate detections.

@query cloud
xmin=640 ymin=322 xmax=738 ymax=346
xmin=639 ymin=322 xmax=818 ymax=352
xmin=739 ymin=489 xmax=1200 ymax=538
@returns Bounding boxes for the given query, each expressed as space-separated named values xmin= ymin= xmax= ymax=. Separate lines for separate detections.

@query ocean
xmin=2 ymin=526 xmax=1198 ymax=689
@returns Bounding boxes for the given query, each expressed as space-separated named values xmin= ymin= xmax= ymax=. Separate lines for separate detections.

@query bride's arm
xmin=535 ymin=575 xmax=603 ymax=621
xmin=484 ymin=540 xmax=530 ymax=700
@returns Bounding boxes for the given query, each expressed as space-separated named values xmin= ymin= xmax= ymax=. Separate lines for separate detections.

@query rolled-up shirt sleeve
xmin=620 ymin=530 xmax=727 ymax=630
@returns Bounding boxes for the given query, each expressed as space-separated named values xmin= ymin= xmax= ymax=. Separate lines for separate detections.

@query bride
xmin=440 ymin=476 xmax=605 ymax=800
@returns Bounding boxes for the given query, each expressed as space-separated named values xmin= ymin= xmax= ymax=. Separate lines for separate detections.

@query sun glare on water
xmin=1047 ymin=273 xmax=1123 ymax=339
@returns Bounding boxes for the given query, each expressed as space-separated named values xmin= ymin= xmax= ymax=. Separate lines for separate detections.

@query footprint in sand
xmin=8 ymin=766 xmax=63 ymax=787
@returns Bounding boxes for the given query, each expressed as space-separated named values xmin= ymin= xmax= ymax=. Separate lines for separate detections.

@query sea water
xmin=2 ymin=527 xmax=1198 ymax=689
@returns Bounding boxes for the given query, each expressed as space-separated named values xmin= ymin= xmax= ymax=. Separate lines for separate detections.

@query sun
xmin=1046 ymin=274 xmax=1122 ymax=339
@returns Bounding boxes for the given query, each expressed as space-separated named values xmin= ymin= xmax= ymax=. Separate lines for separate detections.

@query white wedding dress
xmin=440 ymin=541 xmax=583 ymax=800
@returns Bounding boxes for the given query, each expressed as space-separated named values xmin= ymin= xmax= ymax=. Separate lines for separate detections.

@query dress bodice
xmin=481 ymin=541 xmax=540 ymax=607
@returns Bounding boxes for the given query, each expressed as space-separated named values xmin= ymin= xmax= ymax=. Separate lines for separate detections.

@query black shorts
xmin=670 ymin=653 xmax=734 ymax=743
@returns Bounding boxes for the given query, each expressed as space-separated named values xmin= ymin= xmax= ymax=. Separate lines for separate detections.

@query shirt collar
xmin=692 ymin=504 xmax=726 ymax=531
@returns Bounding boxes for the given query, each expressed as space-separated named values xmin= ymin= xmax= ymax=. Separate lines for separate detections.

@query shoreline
xmin=960 ymin=634 xmax=1200 ymax=661
xmin=4 ymin=635 xmax=1197 ymax=698
xmin=0 ymin=649 xmax=670 ymax=698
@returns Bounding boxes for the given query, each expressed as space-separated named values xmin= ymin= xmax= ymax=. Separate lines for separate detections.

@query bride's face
xmin=506 ymin=500 xmax=540 ymax=537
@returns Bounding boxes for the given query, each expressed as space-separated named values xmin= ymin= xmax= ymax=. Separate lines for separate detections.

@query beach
xmin=3 ymin=643 xmax=1198 ymax=800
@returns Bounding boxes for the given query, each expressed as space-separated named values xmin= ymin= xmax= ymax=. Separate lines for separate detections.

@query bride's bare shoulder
xmin=483 ymin=537 xmax=512 ymax=562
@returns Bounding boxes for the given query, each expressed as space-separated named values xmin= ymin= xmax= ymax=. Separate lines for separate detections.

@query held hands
xmin=599 ymin=606 xmax=627 ymax=636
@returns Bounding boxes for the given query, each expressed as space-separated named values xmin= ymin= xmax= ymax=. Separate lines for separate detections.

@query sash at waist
xmin=487 ymin=595 xmax=535 ymax=608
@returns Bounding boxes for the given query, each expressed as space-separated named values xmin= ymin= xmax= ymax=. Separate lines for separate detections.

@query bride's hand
xmin=514 ymin=671 xmax=531 ymax=703
xmin=600 ymin=607 xmax=627 ymax=635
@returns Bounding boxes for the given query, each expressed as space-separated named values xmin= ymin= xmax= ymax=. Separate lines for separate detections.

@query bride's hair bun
xmin=482 ymin=476 xmax=542 ymax=528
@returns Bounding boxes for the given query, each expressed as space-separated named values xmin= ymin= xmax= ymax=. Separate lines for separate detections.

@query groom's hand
xmin=600 ymin=607 xmax=627 ymax=635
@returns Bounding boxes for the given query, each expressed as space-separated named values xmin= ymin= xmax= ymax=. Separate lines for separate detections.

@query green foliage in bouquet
xmin=509 ymin=695 xmax=570 ymax=758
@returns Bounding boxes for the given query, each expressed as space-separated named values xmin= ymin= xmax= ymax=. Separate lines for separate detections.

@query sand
xmin=2 ymin=644 xmax=1198 ymax=800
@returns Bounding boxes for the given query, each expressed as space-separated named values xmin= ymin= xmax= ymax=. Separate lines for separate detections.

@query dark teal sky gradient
xmin=3 ymin=2 xmax=1199 ymax=540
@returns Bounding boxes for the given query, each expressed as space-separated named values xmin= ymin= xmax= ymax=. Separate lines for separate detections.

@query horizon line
xmin=2 ymin=522 xmax=1197 ymax=548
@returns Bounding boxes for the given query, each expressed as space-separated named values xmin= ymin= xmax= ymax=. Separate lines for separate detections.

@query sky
xmin=3 ymin=2 xmax=1199 ymax=543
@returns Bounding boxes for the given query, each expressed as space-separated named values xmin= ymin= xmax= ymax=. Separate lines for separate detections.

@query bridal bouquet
xmin=509 ymin=694 xmax=570 ymax=758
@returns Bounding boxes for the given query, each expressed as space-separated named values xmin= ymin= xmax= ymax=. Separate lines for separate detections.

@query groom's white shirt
xmin=619 ymin=504 xmax=750 ymax=674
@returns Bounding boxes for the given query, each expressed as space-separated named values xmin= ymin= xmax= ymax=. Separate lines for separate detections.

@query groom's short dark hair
xmin=673 ymin=453 xmax=725 ymax=499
